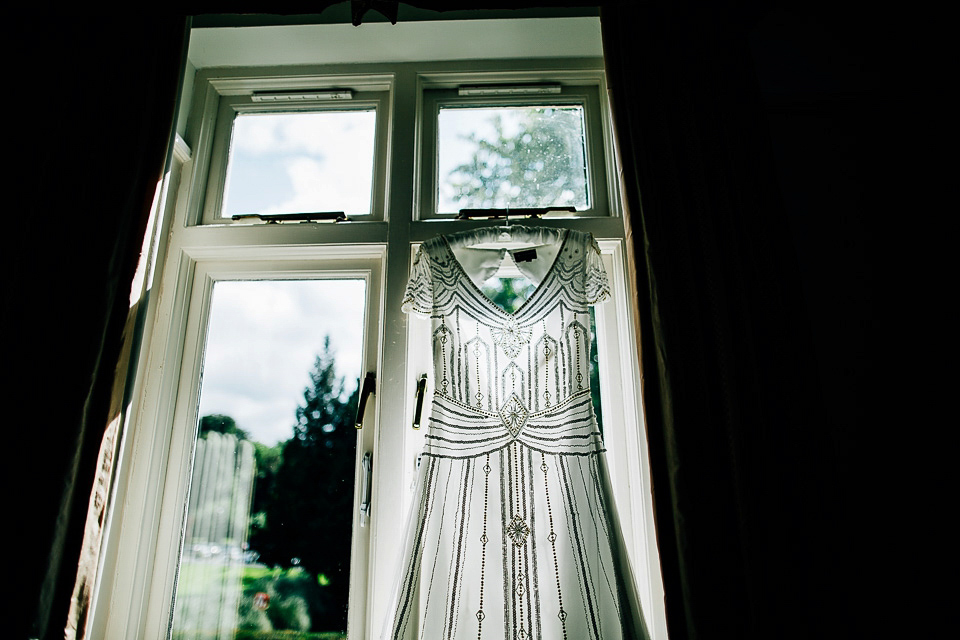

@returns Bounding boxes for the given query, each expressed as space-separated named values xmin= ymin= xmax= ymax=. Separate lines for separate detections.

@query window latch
xmin=457 ymin=206 xmax=576 ymax=220
xmin=359 ymin=452 xmax=372 ymax=527
xmin=354 ymin=372 xmax=376 ymax=429
xmin=231 ymin=211 xmax=348 ymax=223
xmin=412 ymin=374 xmax=428 ymax=430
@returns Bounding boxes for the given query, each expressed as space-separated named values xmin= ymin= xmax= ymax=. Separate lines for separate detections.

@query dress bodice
xmin=402 ymin=225 xmax=609 ymax=424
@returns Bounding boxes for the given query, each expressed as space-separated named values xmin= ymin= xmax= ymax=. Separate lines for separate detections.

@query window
xmin=172 ymin=278 xmax=368 ymax=639
xmin=92 ymin=17 xmax=666 ymax=640
xmin=420 ymin=82 xmax=611 ymax=217
xmin=192 ymin=78 xmax=391 ymax=225
xmin=222 ymin=110 xmax=377 ymax=218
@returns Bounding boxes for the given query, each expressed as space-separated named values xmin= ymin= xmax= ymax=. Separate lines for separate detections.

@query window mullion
xmin=365 ymin=64 xmax=420 ymax=633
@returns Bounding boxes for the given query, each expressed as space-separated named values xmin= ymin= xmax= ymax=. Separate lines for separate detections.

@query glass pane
xmin=222 ymin=111 xmax=376 ymax=218
xmin=172 ymin=279 xmax=366 ymax=640
xmin=437 ymin=105 xmax=589 ymax=213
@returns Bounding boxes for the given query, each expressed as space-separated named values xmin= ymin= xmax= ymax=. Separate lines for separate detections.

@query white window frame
xmin=91 ymin=54 xmax=667 ymax=640
xmin=185 ymin=72 xmax=394 ymax=226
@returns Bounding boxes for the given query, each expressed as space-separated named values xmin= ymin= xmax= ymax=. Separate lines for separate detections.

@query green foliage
xmin=447 ymin=107 xmax=587 ymax=210
xmin=238 ymin=567 xmax=334 ymax=633
xmin=189 ymin=339 xmax=356 ymax=636
xmin=480 ymin=277 xmax=536 ymax=314
xmin=199 ymin=413 xmax=251 ymax=440
xmin=250 ymin=440 xmax=283 ymax=544
xmin=234 ymin=632 xmax=345 ymax=640
xmin=249 ymin=337 xmax=359 ymax=633
xmin=588 ymin=309 xmax=603 ymax=432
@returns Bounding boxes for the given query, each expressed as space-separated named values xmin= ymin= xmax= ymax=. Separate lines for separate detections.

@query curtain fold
xmin=19 ymin=16 xmax=190 ymax=640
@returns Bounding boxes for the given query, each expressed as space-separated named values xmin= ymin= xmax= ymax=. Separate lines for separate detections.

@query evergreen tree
xmin=254 ymin=337 xmax=359 ymax=632
xmin=447 ymin=107 xmax=588 ymax=210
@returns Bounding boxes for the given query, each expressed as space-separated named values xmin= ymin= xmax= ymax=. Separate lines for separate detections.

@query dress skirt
xmin=382 ymin=393 xmax=649 ymax=640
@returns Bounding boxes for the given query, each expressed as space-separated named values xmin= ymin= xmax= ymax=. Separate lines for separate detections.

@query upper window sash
xmin=185 ymin=72 xmax=392 ymax=227
xmin=418 ymin=83 xmax=610 ymax=220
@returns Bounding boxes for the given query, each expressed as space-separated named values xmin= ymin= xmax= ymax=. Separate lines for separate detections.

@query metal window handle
xmin=412 ymin=374 xmax=427 ymax=430
xmin=354 ymin=372 xmax=376 ymax=429
xmin=359 ymin=452 xmax=372 ymax=528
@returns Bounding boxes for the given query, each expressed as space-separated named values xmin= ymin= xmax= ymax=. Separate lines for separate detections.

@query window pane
xmin=222 ymin=111 xmax=376 ymax=218
xmin=172 ymin=279 xmax=366 ymax=640
xmin=437 ymin=105 xmax=589 ymax=213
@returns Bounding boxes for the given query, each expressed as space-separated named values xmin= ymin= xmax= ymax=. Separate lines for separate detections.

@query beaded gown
xmin=383 ymin=226 xmax=649 ymax=640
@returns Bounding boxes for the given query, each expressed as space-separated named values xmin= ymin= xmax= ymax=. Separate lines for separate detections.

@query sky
xmin=196 ymin=279 xmax=367 ymax=446
xmin=222 ymin=110 xmax=377 ymax=217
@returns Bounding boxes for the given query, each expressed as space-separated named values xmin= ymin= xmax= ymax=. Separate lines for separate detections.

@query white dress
xmin=384 ymin=226 xmax=649 ymax=640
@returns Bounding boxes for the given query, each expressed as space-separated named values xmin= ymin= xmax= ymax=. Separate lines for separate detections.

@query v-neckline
xmin=441 ymin=229 xmax=569 ymax=318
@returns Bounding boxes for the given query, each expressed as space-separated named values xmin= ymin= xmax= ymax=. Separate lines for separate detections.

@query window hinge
xmin=231 ymin=212 xmax=348 ymax=223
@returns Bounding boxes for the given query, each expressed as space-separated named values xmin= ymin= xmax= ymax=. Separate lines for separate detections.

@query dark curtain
xmin=19 ymin=3 xmax=868 ymax=638
xmin=14 ymin=16 xmax=189 ymax=640
xmin=602 ymin=2 xmax=863 ymax=638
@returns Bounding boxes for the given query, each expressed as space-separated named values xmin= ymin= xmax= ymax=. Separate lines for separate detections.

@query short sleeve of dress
xmin=401 ymin=245 xmax=433 ymax=315
xmin=584 ymin=234 xmax=611 ymax=305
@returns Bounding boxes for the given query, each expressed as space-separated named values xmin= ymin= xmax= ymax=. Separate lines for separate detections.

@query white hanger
xmin=464 ymin=209 xmax=540 ymax=250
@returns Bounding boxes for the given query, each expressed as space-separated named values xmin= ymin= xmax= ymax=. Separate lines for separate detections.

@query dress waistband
xmin=422 ymin=390 xmax=605 ymax=460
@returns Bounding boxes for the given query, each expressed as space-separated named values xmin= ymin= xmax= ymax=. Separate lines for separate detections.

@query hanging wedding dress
xmin=383 ymin=225 xmax=649 ymax=640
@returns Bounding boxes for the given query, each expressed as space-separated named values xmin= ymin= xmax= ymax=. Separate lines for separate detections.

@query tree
xmin=252 ymin=337 xmax=359 ymax=632
xmin=480 ymin=277 xmax=535 ymax=314
xmin=446 ymin=107 xmax=588 ymax=210
xmin=199 ymin=413 xmax=250 ymax=440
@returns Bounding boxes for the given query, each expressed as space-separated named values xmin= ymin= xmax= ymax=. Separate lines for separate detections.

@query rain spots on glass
xmin=437 ymin=105 xmax=589 ymax=213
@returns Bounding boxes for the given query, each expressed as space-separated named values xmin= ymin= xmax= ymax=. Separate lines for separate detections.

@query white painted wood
xmin=188 ymin=18 xmax=603 ymax=68
xmin=597 ymin=240 xmax=668 ymax=640
xmin=93 ymin=35 xmax=668 ymax=639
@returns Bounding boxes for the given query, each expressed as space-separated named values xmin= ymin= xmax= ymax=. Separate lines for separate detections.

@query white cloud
xmin=197 ymin=279 xmax=366 ymax=446
xmin=229 ymin=111 xmax=376 ymax=215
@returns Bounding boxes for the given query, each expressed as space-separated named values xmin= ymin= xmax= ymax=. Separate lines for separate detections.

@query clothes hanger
xmin=464 ymin=209 xmax=534 ymax=250
xmin=456 ymin=206 xmax=576 ymax=250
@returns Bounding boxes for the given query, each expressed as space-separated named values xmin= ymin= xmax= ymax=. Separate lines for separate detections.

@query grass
xmin=175 ymin=633 xmax=345 ymax=640
xmin=175 ymin=561 xmax=246 ymax=597
xmin=235 ymin=632 xmax=346 ymax=640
